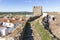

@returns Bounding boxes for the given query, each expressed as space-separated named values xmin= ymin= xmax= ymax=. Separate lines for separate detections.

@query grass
xmin=31 ymin=20 xmax=53 ymax=40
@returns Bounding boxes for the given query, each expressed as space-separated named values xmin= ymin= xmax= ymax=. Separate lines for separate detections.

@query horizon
xmin=0 ymin=0 xmax=60 ymax=12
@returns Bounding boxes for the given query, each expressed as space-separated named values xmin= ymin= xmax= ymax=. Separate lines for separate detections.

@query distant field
xmin=0 ymin=12 xmax=32 ymax=15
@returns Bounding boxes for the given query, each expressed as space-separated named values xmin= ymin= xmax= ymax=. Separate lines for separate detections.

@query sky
xmin=0 ymin=0 xmax=60 ymax=12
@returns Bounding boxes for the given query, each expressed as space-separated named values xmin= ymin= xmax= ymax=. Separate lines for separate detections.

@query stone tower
xmin=33 ymin=6 xmax=42 ymax=16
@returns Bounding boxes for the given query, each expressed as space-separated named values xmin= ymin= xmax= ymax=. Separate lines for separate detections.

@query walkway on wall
xmin=22 ymin=16 xmax=41 ymax=40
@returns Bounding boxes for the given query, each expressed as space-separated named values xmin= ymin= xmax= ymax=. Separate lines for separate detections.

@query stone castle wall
xmin=46 ymin=12 xmax=60 ymax=39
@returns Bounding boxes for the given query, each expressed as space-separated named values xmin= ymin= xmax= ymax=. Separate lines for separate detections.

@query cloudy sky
xmin=0 ymin=0 xmax=60 ymax=12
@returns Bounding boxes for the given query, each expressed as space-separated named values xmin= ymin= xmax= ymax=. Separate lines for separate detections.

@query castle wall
xmin=46 ymin=12 xmax=60 ymax=39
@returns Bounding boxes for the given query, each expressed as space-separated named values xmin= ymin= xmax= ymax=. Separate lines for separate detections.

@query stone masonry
xmin=33 ymin=6 xmax=42 ymax=16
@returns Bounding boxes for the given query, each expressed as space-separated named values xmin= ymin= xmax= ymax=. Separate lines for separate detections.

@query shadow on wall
xmin=22 ymin=22 xmax=34 ymax=40
xmin=28 ymin=15 xmax=42 ymax=22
